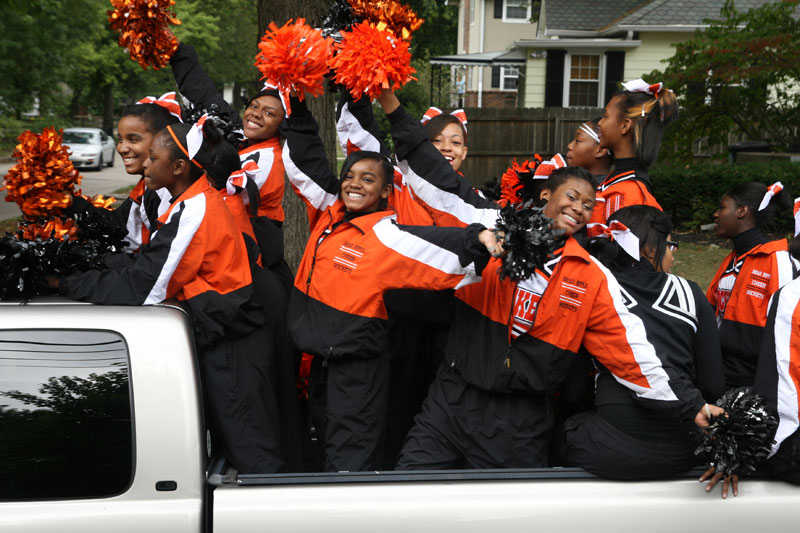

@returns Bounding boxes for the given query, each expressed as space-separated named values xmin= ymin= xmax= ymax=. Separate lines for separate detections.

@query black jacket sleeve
xmin=169 ymin=42 xmax=241 ymax=128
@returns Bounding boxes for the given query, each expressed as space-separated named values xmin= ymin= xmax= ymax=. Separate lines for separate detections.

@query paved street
xmin=0 ymin=151 xmax=139 ymax=222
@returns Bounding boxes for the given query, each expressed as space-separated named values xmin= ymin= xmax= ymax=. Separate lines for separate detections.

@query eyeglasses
xmin=666 ymin=240 xmax=679 ymax=251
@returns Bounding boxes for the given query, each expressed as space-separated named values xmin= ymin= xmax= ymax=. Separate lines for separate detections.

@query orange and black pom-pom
xmin=348 ymin=0 xmax=423 ymax=40
xmin=108 ymin=0 xmax=181 ymax=70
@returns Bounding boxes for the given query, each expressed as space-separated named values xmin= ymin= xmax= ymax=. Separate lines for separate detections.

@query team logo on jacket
xmin=652 ymin=275 xmax=698 ymax=332
xmin=716 ymin=273 xmax=735 ymax=320
xmin=559 ymin=277 xmax=586 ymax=312
xmin=333 ymin=241 xmax=364 ymax=273
xmin=745 ymin=269 xmax=770 ymax=300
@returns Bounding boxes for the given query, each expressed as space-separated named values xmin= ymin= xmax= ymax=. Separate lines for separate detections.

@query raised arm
xmin=169 ymin=42 xmax=241 ymax=128
xmin=376 ymin=91 xmax=499 ymax=229
xmin=279 ymin=96 xmax=340 ymax=229
xmin=336 ymin=92 xmax=389 ymax=156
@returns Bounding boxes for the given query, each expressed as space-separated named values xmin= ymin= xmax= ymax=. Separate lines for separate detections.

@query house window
xmin=503 ymin=0 xmax=530 ymax=22
xmin=567 ymin=54 xmax=601 ymax=107
xmin=491 ymin=66 xmax=520 ymax=91
xmin=502 ymin=67 xmax=519 ymax=90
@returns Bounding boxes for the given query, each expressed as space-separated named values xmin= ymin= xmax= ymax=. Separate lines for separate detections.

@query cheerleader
xmin=591 ymin=79 xmax=678 ymax=224
xmin=169 ymin=40 xmax=290 ymax=288
xmin=66 ymin=94 xmax=181 ymax=252
xmin=706 ymin=182 xmax=800 ymax=389
xmin=563 ymin=206 xmax=725 ymax=479
xmin=390 ymin=164 xmax=718 ymax=469
xmin=565 ymin=119 xmax=611 ymax=186
xmin=51 ymin=120 xmax=286 ymax=474
xmin=281 ymin=95 xmax=504 ymax=472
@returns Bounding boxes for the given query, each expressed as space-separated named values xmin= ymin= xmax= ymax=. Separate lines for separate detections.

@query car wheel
xmin=107 ymin=152 xmax=114 ymax=167
xmin=95 ymin=154 xmax=103 ymax=171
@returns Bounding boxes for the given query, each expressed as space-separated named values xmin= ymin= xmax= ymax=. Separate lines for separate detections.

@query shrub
xmin=651 ymin=160 xmax=800 ymax=231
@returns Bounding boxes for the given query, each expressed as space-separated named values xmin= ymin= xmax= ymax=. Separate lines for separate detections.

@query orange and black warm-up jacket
xmin=282 ymin=98 xmax=491 ymax=360
xmin=449 ymin=235 xmax=706 ymax=423
xmin=589 ymin=159 xmax=662 ymax=224
xmin=707 ymin=238 xmax=798 ymax=388
xmin=61 ymin=177 xmax=263 ymax=348
xmin=755 ymin=276 xmax=800 ymax=459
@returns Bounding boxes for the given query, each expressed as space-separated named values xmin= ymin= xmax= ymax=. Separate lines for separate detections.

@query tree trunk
xmin=257 ymin=0 xmax=336 ymax=272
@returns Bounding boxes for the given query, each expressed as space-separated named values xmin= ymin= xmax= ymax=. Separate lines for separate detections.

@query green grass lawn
xmin=671 ymin=241 xmax=729 ymax=291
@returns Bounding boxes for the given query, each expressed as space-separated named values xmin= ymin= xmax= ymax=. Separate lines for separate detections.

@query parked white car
xmin=62 ymin=127 xmax=115 ymax=170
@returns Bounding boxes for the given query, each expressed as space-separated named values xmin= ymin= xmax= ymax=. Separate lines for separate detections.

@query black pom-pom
xmin=319 ymin=0 xmax=363 ymax=39
xmin=494 ymin=201 xmax=563 ymax=281
xmin=183 ymin=101 xmax=244 ymax=148
xmin=480 ymin=177 xmax=502 ymax=202
xmin=695 ymin=387 xmax=779 ymax=477
xmin=0 ymin=209 xmax=128 ymax=301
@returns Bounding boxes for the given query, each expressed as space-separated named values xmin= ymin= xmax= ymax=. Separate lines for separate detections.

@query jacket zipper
xmin=306 ymin=212 xmax=336 ymax=294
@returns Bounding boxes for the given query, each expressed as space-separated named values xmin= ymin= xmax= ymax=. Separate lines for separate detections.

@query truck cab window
xmin=0 ymin=330 xmax=133 ymax=500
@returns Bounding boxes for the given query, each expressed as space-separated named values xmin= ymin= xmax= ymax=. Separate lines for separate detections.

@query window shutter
xmin=491 ymin=66 xmax=501 ymax=88
xmin=604 ymin=51 xmax=625 ymax=105
xmin=494 ymin=0 xmax=503 ymax=18
xmin=544 ymin=50 xmax=565 ymax=107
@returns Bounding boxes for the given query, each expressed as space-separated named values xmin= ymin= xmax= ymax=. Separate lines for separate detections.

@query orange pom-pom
xmin=499 ymin=156 xmax=543 ymax=207
xmin=2 ymin=128 xmax=82 ymax=219
xmin=18 ymin=219 xmax=78 ymax=241
xmin=82 ymin=194 xmax=117 ymax=210
xmin=108 ymin=0 xmax=181 ymax=70
xmin=255 ymin=18 xmax=333 ymax=111
xmin=348 ymin=0 xmax=423 ymax=40
xmin=329 ymin=21 xmax=416 ymax=101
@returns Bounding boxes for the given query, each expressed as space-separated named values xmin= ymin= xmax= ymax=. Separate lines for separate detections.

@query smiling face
xmin=431 ymin=122 xmax=468 ymax=172
xmin=340 ymin=158 xmax=392 ymax=213
xmin=242 ymin=95 xmax=284 ymax=141
xmin=540 ymin=177 xmax=596 ymax=235
xmin=117 ymin=115 xmax=154 ymax=175
xmin=597 ymin=95 xmax=630 ymax=152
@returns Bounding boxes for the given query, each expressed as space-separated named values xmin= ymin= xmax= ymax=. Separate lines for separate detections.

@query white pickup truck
xmin=1 ymin=299 xmax=798 ymax=532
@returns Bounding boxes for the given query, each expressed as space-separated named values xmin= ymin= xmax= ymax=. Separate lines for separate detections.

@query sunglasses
xmin=666 ymin=240 xmax=679 ymax=251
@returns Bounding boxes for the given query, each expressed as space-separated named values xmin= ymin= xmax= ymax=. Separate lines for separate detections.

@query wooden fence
xmin=458 ymin=106 xmax=604 ymax=188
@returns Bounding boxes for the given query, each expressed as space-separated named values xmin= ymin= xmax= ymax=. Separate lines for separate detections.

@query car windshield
xmin=63 ymin=131 xmax=99 ymax=145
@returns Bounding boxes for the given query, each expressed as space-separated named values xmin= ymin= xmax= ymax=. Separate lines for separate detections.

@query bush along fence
xmin=651 ymin=160 xmax=800 ymax=231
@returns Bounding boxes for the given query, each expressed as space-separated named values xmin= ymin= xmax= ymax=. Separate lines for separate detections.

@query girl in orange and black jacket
xmin=66 ymin=96 xmax=180 ymax=253
xmin=55 ymin=121 xmax=286 ymax=474
xmin=375 ymin=90 xmax=719 ymax=470
xmin=707 ymin=181 xmax=800 ymax=389
xmin=281 ymin=96 xmax=502 ymax=473
xmin=169 ymin=41 xmax=291 ymax=290
xmin=591 ymin=79 xmax=678 ymax=224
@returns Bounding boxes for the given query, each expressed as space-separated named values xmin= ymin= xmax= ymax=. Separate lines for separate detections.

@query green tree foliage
xmin=0 ymin=369 xmax=132 ymax=499
xmin=0 ymin=0 xmax=259 ymax=126
xmin=650 ymin=0 xmax=800 ymax=159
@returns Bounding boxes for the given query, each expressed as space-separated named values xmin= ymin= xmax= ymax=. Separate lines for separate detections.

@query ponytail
xmin=614 ymin=83 xmax=678 ymax=168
